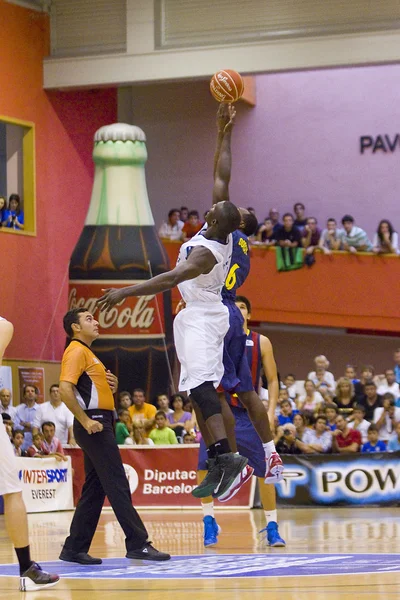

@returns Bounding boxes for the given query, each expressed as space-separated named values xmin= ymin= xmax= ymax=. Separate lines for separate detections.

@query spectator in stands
xmin=325 ymin=402 xmax=338 ymax=431
xmin=255 ymin=217 xmax=277 ymax=245
xmin=344 ymin=364 xmax=360 ymax=384
xmin=347 ymin=404 xmax=370 ymax=444
xmin=13 ymin=385 xmax=40 ymax=450
xmin=297 ymin=379 xmax=323 ymax=414
xmin=183 ymin=432 xmax=196 ymax=444
xmin=308 ymin=355 xmax=335 ymax=392
xmin=373 ymin=393 xmax=400 ymax=442
xmin=394 ymin=349 xmax=400 ymax=384
xmin=318 ymin=383 xmax=334 ymax=404
xmin=354 ymin=365 xmax=375 ymax=400
xmin=377 ymin=369 xmax=400 ymax=401
xmin=132 ymin=423 xmax=154 ymax=446
xmin=0 ymin=196 xmax=6 ymax=226
xmin=0 ymin=388 xmax=16 ymax=422
xmin=34 ymin=383 xmax=74 ymax=445
xmin=167 ymin=394 xmax=193 ymax=438
xmin=333 ymin=377 xmax=356 ymax=417
xmin=27 ymin=432 xmax=46 ymax=457
xmin=183 ymin=398 xmax=193 ymax=413
xmin=115 ymin=409 xmax=134 ymax=445
xmin=293 ymin=412 xmax=308 ymax=440
xmin=277 ymin=399 xmax=298 ymax=426
xmin=332 ymin=414 xmax=361 ymax=453
xmin=180 ymin=206 xmax=189 ymax=223
xmin=2 ymin=193 xmax=24 ymax=230
xmin=269 ymin=208 xmax=281 ymax=234
xmin=318 ymin=218 xmax=344 ymax=254
xmin=155 ymin=393 xmax=174 ymax=415
xmin=372 ymin=219 xmax=399 ymax=255
xmin=181 ymin=210 xmax=203 ymax=241
xmin=361 ymin=423 xmax=387 ymax=453
xmin=41 ymin=422 xmax=65 ymax=457
xmin=118 ymin=391 xmax=132 ymax=410
xmin=276 ymin=213 xmax=302 ymax=248
xmin=387 ymin=421 xmax=400 ymax=452
xmin=301 ymin=415 xmax=332 ymax=453
xmin=301 ymin=217 xmax=321 ymax=254
xmin=341 ymin=215 xmax=372 ymax=253
xmin=275 ymin=423 xmax=302 ymax=454
xmin=149 ymin=411 xmax=178 ymax=445
xmin=158 ymin=208 xmax=184 ymax=241
xmin=2 ymin=414 xmax=13 ymax=436
xmin=12 ymin=430 xmax=26 ymax=456
xmin=293 ymin=202 xmax=307 ymax=228
xmin=359 ymin=380 xmax=382 ymax=421
xmin=128 ymin=388 xmax=156 ymax=434
xmin=278 ymin=388 xmax=297 ymax=412
xmin=284 ymin=374 xmax=297 ymax=400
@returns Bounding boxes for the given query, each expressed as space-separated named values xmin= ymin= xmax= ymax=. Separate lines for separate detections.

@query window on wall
xmin=0 ymin=116 xmax=35 ymax=235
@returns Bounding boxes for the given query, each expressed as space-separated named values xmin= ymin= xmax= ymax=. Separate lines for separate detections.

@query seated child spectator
xmin=181 ymin=210 xmax=203 ymax=241
xmin=115 ymin=409 xmax=134 ymax=445
xmin=333 ymin=377 xmax=356 ymax=417
xmin=12 ymin=430 xmax=26 ymax=456
xmin=341 ymin=214 xmax=372 ymax=253
xmin=158 ymin=208 xmax=184 ymax=241
xmin=183 ymin=432 xmax=196 ymax=444
xmin=372 ymin=219 xmax=399 ymax=255
xmin=2 ymin=193 xmax=24 ymax=230
xmin=361 ymin=423 xmax=387 ymax=453
xmin=149 ymin=411 xmax=178 ymax=445
xmin=118 ymin=391 xmax=132 ymax=410
xmin=373 ymin=393 xmax=400 ymax=442
xmin=318 ymin=218 xmax=344 ymax=253
xmin=132 ymin=423 xmax=154 ymax=446
xmin=344 ymin=364 xmax=360 ymax=385
xmin=275 ymin=423 xmax=302 ymax=454
xmin=301 ymin=415 xmax=332 ymax=453
xmin=27 ymin=432 xmax=46 ymax=457
xmin=283 ymin=374 xmax=297 ymax=400
xmin=332 ymin=414 xmax=361 ymax=453
xmin=277 ymin=399 xmax=298 ymax=426
xmin=255 ymin=218 xmax=277 ymax=245
xmin=156 ymin=393 xmax=174 ymax=414
xmin=347 ymin=404 xmax=370 ymax=444
xmin=324 ymin=402 xmax=338 ymax=431
xmin=297 ymin=379 xmax=323 ymax=414
xmin=387 ymin=421 xmax=400 ymax=452
xmin=277 ymin=388 xmax=297 ymax=414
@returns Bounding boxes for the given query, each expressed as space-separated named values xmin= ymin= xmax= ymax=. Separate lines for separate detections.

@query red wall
xmin=0 ymin=1 xmax=117 ymax=360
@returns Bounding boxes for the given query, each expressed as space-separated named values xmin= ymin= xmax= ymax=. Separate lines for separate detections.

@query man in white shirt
xmin=0 ymin=388 xmax=17 ymax=421
xmin=158 ymin=209 xmax=184 ymax=241
xmin=13 ymin=385 xmax=41 ymax=451
xmin=373 ymin=393 xmax=400 ymax=442
xmin=34 ymin=384 xmax=74 ymax=445
xmin=301 ymin=416 xmax=332 ymax=453
xmin=348 ymin=404 xmax=370 ymax=445
xmin=377 ymin=369 xmax=400 ymax=400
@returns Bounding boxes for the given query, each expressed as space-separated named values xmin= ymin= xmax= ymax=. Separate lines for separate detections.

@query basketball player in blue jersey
xmin=197 ymin=296 xmax=286 ymax=548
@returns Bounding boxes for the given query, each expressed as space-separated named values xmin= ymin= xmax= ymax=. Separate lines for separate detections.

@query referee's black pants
xmin=63 ymin=409 xmax=148 ymax=554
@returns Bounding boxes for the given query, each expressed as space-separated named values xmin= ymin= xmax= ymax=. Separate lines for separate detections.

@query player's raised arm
xmin=212 ymin=104 xmax=236 ymax=205
xmin=97 ymin=246 xmax=217 ymax=311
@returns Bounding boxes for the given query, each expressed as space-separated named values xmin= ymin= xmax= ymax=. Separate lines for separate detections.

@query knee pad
xmin=190 ymin=381 xmax=221 ymax=421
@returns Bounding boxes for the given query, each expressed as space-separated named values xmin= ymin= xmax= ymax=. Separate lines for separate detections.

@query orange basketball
xmin=210 ymin=69 xmax=244 ymax=103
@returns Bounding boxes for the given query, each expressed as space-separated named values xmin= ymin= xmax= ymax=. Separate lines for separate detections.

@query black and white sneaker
xmin=191 ymin=458 xmax=222 ymax=498
xmin=212 ymin=453 xmax=249 ymax=498
xmin=126 ymin=542 xmax=171 ymax=561
xmin=19 ymin=562 xmax=60 ymax=592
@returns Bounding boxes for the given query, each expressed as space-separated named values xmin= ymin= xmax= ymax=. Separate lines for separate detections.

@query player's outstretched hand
xmin=97 ymin=288 xmax=125 ymax=312
xmin=217 ymin=103 xmax=236 ymax=133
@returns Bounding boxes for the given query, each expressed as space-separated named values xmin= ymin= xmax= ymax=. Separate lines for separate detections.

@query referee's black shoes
xmin=126 ymin=542 xmax=171 ymax=561
xmin=59 ymin=550 xmax=102 ymax=565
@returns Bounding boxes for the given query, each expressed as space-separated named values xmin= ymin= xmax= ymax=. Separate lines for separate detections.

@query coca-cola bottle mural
xmin=68 ymin=123 xmax=174 ymax=399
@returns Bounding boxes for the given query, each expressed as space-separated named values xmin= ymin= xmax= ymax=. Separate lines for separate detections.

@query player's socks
xmin=259 ymin=522 xmax=286 ymax=547
xmin=201 ymin=502 xmax=215 ymax=518
xmin=15 ymin=546 xmax=32 ymax=576
xmin=203 ymin=516 xmax=221 ymax=547
xmin=262 ymin=440 xmax=276 ymax=458
xmin=265 ymin=509 xmax=278 ymax=524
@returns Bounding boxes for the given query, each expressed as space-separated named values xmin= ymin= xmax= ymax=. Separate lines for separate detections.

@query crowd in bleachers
xmin=159 ymin=203 xmax=399 ymax=255
xmin=0 ymin=193 xmax=24 ymax=230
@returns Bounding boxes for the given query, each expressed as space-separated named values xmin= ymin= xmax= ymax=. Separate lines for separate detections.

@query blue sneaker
xmin=259 ymin=522 xmax=286 ymax=547
xmin=203 ymin=516 xmax=221 ymax=547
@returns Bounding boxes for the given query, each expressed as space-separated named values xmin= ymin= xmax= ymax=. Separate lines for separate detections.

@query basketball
xmin=210 ymin=69 xmax=244 ymax=103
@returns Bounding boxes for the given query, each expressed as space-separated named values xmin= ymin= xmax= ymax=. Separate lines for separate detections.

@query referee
xmin=59 ymin=308 xmax=170 ymax=563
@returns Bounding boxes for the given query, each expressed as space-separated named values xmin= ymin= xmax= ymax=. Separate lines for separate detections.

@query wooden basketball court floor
xmin=0 ymin=506 xmax=399 ymax=599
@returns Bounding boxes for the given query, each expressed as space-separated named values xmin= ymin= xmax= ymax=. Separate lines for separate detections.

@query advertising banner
xmin=16 ymin=456 xmax=73 ymax=513
xmin=277 ymin=452 xmax=400 ymax=506
xmin=18 ymin=366 xmax=45 ymax=404
xmin=65 ymin=446 xmax=255 ymax=509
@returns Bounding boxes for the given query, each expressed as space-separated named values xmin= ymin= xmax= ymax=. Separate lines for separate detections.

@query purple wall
xmin=131 ymin=64 xmax=400 ymax=237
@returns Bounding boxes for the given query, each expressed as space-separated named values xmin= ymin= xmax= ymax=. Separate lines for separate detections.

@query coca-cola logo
xmin=68 ymin=283 xmax=164 ymax=337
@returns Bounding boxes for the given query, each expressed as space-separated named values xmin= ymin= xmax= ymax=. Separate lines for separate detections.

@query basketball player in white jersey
xmin=0 ymin=317 xmax=59 ymax=591
xmin=98 ymin=154 xmax=248 ymax=500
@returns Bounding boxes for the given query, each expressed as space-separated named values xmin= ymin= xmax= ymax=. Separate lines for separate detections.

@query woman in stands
xmin=3 ymin=193 xmax=24 ymax=230
xmin=293 ymin=412 xmax=308 ymax=440
xmin=167 ymin=394 xmax=193 ymax=440
xmin=0 ymin=196 xmax=7 ymax=226
xmin=296 ymin=379 xmax=324 ymax=415
xmin=333 ymin=377 xmax=356 ymax=417
xmin=372 ymin=219 xmax=398 ymax=254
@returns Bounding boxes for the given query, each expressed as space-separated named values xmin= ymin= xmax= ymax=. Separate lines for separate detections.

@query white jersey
xmin=176 ymin=231 xmax=233 ymax=303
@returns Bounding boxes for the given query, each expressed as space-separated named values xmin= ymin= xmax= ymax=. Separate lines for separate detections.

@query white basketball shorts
xmin=0 ymin=417 xmax=22 ymax=496
xmin=173 ymin=301 xmax=229 ymax=393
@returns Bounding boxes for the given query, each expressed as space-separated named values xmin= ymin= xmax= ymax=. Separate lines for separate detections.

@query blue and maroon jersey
xmin=222 ymin=230 xmax=250 ymax=303
xmin=228 ymin=330 xmax=262 ymax=409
